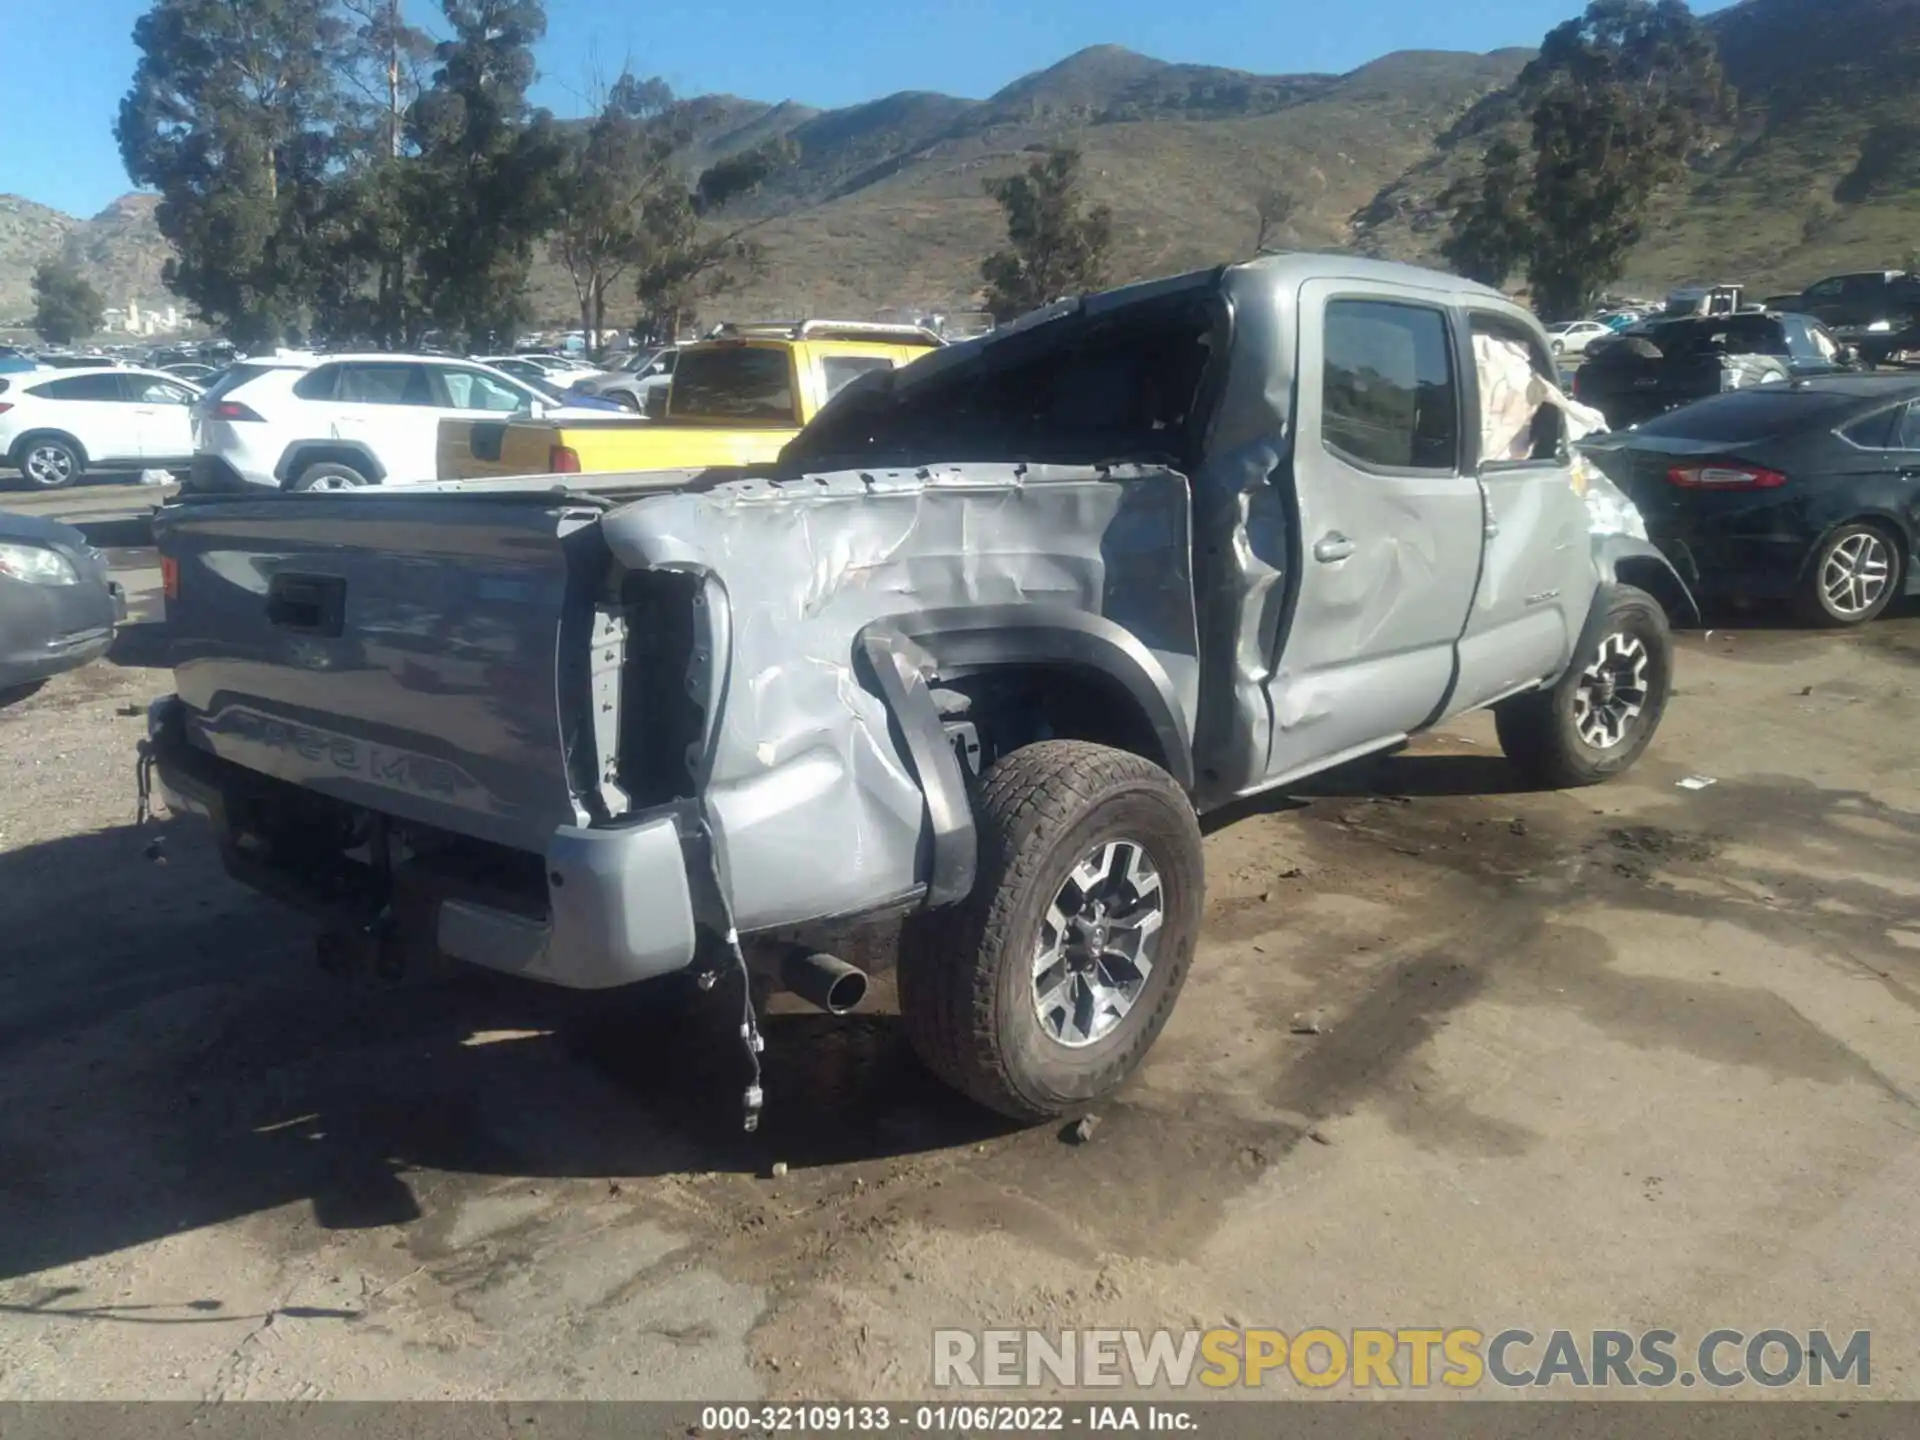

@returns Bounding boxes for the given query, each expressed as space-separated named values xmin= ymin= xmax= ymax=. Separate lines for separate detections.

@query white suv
xmin=189 ymin=353 xmax=597 ymax=493
xmin=1 ymin=367 xmax=200 ymax=489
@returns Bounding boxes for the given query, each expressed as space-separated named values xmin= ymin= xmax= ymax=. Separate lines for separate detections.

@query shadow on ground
xmin=107 ymin=622 xmax=170 ymax=669
xmin=0 ymin=819 xmax=1007 ymax=1281
xmin=75 ymin=514 xmax=157 ymax=550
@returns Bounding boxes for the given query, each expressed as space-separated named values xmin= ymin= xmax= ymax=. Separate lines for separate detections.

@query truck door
xmin=1448 ymin=313 xmax=1591 ymax=714
xmin=1261 ymin=283 xmax=1485 ymax=783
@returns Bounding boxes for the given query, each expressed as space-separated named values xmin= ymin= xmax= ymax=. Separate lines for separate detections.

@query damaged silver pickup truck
xmin=140 ymin=255 xmax=1691 ymax=1125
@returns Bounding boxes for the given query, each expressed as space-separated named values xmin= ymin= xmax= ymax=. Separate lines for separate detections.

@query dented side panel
xmin=599 ymin=464 xmax=1199 ymax=933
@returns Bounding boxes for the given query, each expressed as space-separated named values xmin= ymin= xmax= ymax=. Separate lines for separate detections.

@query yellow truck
xmin=437 ymin=321 xmax=942 ymax=480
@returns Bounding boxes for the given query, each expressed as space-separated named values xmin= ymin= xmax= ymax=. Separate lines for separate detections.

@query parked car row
xmin=188 ymin=353 xmax=613 ymax=493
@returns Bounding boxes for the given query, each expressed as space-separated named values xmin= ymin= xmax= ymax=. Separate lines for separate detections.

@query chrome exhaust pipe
xmin=773 ymin=948 xmax=868 ymax=1015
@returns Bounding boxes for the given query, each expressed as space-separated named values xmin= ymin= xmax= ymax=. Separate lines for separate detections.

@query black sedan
xmin=0 ymin=510 xmax=124 ymax=701
xmin=1582 ymin=376 xmax=1920 ymax=626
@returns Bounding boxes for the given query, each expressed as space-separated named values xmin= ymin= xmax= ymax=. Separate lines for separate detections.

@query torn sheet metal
xmin=599 ymin=463 xmax=1200 ymax=934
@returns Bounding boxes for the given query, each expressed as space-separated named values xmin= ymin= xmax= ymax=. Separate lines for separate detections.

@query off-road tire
xmin=1794 ymin=521 xmax=1903 ymax=628
xmin=289 ymin=460 xmax=372 ymax=492
xmin=897 ymin=740 xmax=1204 ymax=1122
xmin=1496 ymin=585 xmax=1672 ymax=789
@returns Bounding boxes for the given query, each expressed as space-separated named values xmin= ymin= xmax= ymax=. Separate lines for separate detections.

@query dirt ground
xmin=2 ymin=482 xmax=1918 ymax=1401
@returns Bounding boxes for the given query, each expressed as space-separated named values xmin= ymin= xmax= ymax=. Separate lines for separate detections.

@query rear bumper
xmin=145 ymin=696 xmax=699 ymax=989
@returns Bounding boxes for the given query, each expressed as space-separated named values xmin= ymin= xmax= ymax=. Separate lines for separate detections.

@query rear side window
xmin=30 ymin=373 xmax=126 ymax=401
xmin=821 ymin=355 xmax=894 ymax=401
xmin=291 ymin=366 xmax=339 ymax=401
xmin=1323 ymin=299 xmax=1459 ymax=471
xmin=1898 ymin=403 xmax=1920 ymax=451
xmin=669 ymin=346 xmax=796 ymax=423
xmin=1839 ymin=406 xmax=1899 ymax=449
xmin=203 ymin=363 xmax=283 ymax=404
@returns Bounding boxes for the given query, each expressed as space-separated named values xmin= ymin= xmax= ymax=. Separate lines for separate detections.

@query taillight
xmin=548 ymin=445 xmax=581 ymax=474
xmin=213 ymin=400 xmax=264 ymax=422
xmin=160 ymin=554 xmax=180 ymax=601
xmin=1667 ymin=462 xmax=1787 ymax=490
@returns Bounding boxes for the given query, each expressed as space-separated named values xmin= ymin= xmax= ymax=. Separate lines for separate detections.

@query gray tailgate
xmin=156 ymin=492 xmax=604 ymax=852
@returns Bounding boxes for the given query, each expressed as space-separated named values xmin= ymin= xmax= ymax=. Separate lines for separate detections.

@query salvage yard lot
xmin=2 ymin=488 xmax=1919 ymax=1399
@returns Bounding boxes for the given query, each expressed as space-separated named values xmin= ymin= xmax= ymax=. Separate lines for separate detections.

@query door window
xmin=132 ymin=378 xmax=195 ymax=404
xmin=1323 ymin=300 xmax=1459 ymax=471
xmin=336 ymin=363 xmax=435 ymax=405
xmin=30 ymin=373 xmax=127 ymax=401
xmin=440 ymin=368 xmax=529 ymax=412
xmin=1781 ymin=317 xmax=1838 ymax=363
xmin=1470 ymin=316 xmax=1563 ymax=463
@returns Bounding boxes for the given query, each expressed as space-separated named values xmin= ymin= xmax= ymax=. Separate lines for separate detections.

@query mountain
xmin=5 ymin=2 xmax=1915 ymax=333
xmin=1350 ymin=0 xmax=1920 ymax=294
xmin=650 ymin=46 xmax=1530 ymax=321
xmin=0 ymin=193 xmax=172 ymax=325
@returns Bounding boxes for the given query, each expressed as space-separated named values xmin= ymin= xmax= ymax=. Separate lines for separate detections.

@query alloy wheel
xmin=25 ymin=444 xmax=73 ymax=487
xmin=1572 ymin=631 xmax=1650 ymax=750
xmin=1821 ymin=531 xmax=1892 ymax=619
xmin=1031 ymin=838 xmax=1164 ymax=1049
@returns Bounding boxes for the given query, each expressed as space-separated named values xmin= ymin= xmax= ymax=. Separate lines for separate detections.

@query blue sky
xmin=6 ymin=0 xmax=1737 ymax=218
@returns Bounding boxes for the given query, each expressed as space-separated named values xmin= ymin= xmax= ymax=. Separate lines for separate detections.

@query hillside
xmin=651 ymin=48 xmax=1531 ymax=321
xmin=0 ymin=193 xmax=173 ymax=324
xmin=5 ymin=0 xmax=1914 ymax=333
xmin=1350 ymin=0 xmax=1920 ymax=295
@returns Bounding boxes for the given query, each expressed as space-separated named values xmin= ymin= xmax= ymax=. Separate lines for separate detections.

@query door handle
xmin=1313 ymin=533 xmax=1356 ymax=563
xmin=266 ymin=573 xmax=347 ymax=636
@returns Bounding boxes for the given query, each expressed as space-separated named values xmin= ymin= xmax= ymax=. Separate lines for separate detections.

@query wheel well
xmin=278 ymin=444 xmax=382 ymax=485
xmin=9 ymin=430 xmax=88 ymax=466
xmin=1612 ymin=556 xmax=1693 ymax=627
xmin=935 ymin=663 xmax=1177 ymax=782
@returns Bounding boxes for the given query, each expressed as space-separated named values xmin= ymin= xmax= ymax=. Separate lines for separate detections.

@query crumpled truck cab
xmin=143 ymin=254 xmax=1690 ymax=1125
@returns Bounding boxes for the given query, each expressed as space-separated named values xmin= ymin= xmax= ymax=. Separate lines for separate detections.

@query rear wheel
xmin=897 ymin=740 xmax=1204 ymax=1122
xmin=1796 ymin=522 xmax=1901 ymax=627
xmin=15 ymin=436 xmax=83 ymax=489
xmin=1496 ymin=586 xmax=1672 ymax=789
xmin=290 ymin=460 xmax=372 ymax=492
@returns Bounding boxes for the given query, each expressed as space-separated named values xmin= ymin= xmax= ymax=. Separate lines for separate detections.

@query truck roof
xmin=703 ymin=320 xmax=945 ymax=347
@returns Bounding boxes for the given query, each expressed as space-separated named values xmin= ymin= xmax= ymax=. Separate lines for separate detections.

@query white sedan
xmin=1546 ymin=321 xmax=1615 ymax=357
